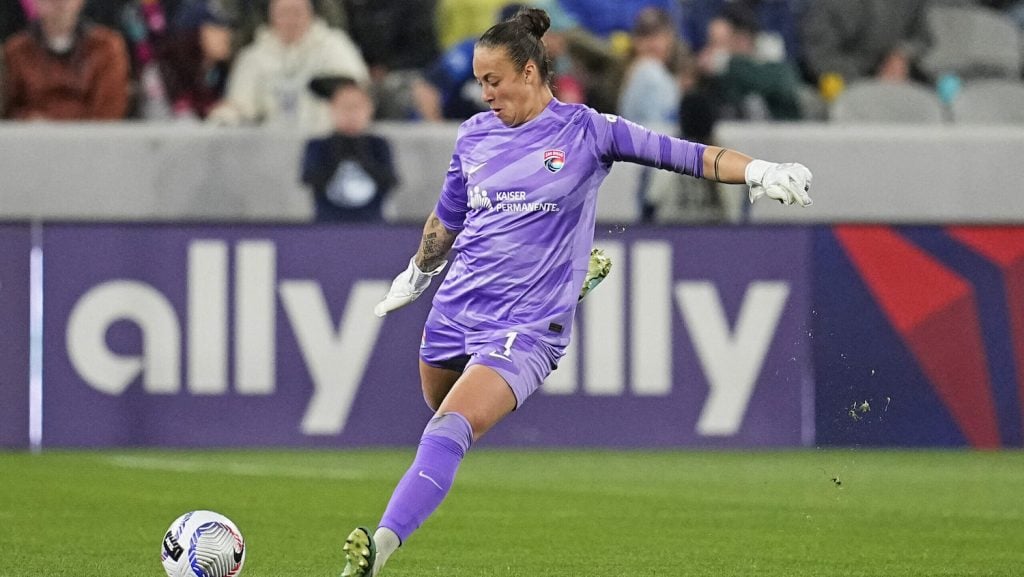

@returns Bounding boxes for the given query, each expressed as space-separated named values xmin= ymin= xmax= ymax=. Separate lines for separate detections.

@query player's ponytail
xmin=478 ymin=7 xmax=552 ymax=84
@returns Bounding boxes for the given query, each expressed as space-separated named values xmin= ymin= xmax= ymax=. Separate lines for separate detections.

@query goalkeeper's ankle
xmin=371 ymin=527 xmax=401 ymax=576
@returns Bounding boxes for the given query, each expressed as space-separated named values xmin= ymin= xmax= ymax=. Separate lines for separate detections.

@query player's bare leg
xmin=419 ymin=360 xmax=461 ymax=411
xmin=435 ymin=364 xmax=516 ymax=441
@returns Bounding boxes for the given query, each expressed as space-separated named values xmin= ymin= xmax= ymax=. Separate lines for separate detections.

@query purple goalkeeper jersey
xmin=432 ymin=98 xmax=706 ymax=346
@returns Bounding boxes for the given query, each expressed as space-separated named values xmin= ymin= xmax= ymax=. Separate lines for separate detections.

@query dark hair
xmin=308 ymin=75 xmax=362 ymax=99
xmin=632 ymin=7 xmax=674 ymax=38
xmin=720 ymin=3 xmax=760 ymax=36
xmin=477 ymin=7 xmax=552 ymax=84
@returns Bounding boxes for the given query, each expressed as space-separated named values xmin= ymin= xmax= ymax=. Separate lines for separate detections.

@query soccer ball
xmin=161 ymin=510 xmax=246 ymax=577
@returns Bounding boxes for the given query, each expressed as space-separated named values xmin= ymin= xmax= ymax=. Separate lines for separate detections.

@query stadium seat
xmin=797 ymin=84 xmax=828 ymax=122
xmin=951 ymin=79 xmax=1024 ymax=124
xmin=829 ymin=81 xmax=946 ymax=124
xmin=921 ymin=5 xmax=1022 ymax=79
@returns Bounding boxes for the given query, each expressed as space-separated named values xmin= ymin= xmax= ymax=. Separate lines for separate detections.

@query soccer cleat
xmin=578 ymin=248 xmax=613 ymax=301
xmin=340 ymin=526 xmax=376 ymax=577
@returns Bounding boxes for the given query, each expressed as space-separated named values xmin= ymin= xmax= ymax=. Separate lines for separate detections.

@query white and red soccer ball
xmin=161 ymin=510 xmax=246 ymax=577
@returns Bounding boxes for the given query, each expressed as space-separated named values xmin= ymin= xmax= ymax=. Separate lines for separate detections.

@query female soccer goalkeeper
xmin=340 ymin=7 xmax=812 ymax=576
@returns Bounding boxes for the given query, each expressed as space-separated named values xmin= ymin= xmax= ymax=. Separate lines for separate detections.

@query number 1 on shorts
xmin=502 ymin=331 xmax=518 ymax=357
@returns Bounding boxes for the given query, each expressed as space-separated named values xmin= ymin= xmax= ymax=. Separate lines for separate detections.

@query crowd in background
xmin=7 ymin=0 xmax=1024 ymax=126
xmin=3 ymin=0 xmax=1023 ymax=221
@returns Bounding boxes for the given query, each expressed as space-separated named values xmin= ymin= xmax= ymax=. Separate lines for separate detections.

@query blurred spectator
xmin=618 ymin=7 xmax=687 ymax=125
xmin=1 ymin=1 xmax=33 ymax=43
xmin=413 ymin=2 xmax=605 ymax=121
xmin=556 ymin=29 xmax=624 ymax=114
xmin=679 ymin=0 xmax=799 ymax=62
xmin=800 ymin=0 xmax=931 ymax=87
xmin=697 ymin=3 xmax=801 ymax=120
xmin=532 ymin=0 xmax=594 ymax=105
xmin=618 ymin=7 xmax=690 ymax=222
xmin=157 ymin=0 xmax=234 ymax=120
xmin=435 ymin=0 xmax=508 ymax=49
xmin=301 ymin=75 xmax=397 ymax=222
xmin=215 ymin=0 xmax=345 ymax=50
xmin=343 ymin=0 xmax=440 ymax=119
xmin=412 ymin=3 xmax=525 ymax=122
xmin=81 ymin=0 xmax=137 ymax=30
xmin=207 ymin=0 xmax=368 ymax=134
xmin=558 ymin=0 xmax=682 ymax=38
xmin=118 ymin=0 xmax=187 ymax=119
xmin=2 ymin=0 xmax=130 ymax=120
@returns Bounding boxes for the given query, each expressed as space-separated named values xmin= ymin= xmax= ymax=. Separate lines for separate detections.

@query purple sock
xmin=378 ymin=412 xmax=473 ymax=543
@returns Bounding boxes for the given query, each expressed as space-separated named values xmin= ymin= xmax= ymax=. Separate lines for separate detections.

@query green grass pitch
xmin=1 ymin=449 xmax=1022 ymax=576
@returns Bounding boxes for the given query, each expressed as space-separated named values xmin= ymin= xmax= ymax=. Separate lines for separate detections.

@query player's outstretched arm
xmin=703 ymin=146 xmax=813 ymax=207
xmin=373 ymin=211 xmax=459 ymax=318
xmin=593 ymin=114 xmax=811 ymax=206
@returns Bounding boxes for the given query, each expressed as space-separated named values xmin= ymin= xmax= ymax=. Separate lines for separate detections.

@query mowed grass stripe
xmin=0 ymin=450 xmax=1021 ymax=576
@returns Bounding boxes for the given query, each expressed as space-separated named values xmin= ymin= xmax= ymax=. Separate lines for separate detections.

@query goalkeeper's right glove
xmin=373 ymin=256 xmax=447 ymax=318
xmin=745 ymin=160 xmax=813 ymax=207
xmin=579 ymin=248 xmax=612 ymax=302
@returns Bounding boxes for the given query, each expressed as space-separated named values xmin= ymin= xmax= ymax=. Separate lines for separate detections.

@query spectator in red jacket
xmin=2 ymin=0 xmax=130 ymax=120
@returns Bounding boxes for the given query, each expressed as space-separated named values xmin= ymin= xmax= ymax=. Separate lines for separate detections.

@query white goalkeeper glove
xmin=373 ymin=256 xmax=447 ymax=318
xmin=745 ymin=160 xmax=813 ymax=207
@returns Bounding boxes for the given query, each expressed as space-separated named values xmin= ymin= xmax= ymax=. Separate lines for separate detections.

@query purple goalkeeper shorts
xmin=419 ymin=307 xmax=563 ymax=408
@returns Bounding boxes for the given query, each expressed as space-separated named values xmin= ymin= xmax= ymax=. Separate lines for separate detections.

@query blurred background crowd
xmin=3 ymin=0 xmax=1023 ymax=221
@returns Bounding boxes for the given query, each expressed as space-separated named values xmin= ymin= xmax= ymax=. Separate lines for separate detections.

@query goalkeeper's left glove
xmin=373 ymin=256 xmax=447 ymax=318
xmin=745 ymin=160 xmax=813 ymax=207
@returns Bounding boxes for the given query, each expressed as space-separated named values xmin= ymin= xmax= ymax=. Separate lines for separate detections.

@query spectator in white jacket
xmin=208 ymin=0 xmax=368 ymax=134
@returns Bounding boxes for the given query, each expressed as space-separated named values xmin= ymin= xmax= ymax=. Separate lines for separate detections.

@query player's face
xmin=473 ymin=45 xmax=541 ymax=127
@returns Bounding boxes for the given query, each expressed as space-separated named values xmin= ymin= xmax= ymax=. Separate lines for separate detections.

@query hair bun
xmin=515 ymin=8 xmax=551 ymax=39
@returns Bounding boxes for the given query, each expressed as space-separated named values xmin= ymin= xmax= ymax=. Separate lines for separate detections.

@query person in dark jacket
xmin=342 ymin=0 xmax=439 ymax=118
xmin=301 ymin=75 xmax=398 ymax=222
xmin=157 ymin=0 xmax=233 ymax=119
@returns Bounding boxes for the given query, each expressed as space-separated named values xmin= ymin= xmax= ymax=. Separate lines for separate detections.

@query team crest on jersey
xmin=543 ymin=149 xmax=565 ymax=173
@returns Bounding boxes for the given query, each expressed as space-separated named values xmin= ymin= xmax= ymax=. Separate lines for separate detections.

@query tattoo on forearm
xmin=417 ymin=215 xmax=456 ymax=270
xmin=713 ymin=148 xmax=727 ymax=182
xmin=423 ymin=232 xmax=439 ymax=261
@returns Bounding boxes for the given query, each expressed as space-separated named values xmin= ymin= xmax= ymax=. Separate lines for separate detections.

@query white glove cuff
xmin=744 ymin=159 xmax=774 ymax=187
xmin=411 ymin=257 xmax=447 ymax=277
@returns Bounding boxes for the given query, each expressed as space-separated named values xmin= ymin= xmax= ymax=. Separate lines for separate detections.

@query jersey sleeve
xmin=433 ymin=150 xmax=468 ymax=231
xmin=588 ymin=111 xmax=706 ymax=178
